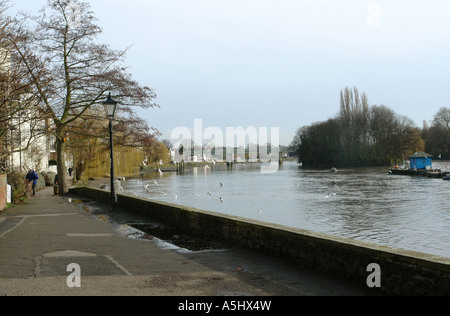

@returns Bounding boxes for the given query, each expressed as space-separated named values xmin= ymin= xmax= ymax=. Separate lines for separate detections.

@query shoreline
xmin=84 ymin=162 xmax=450 ymax=259
xmin=70 ymin=186 xmax=450 ymax=296
xmin=0 ymin=186 xmax=371 ymax=296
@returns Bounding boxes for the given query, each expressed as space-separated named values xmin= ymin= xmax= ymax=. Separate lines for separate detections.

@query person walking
xmin=53 ymin=174 xmax=59 ymax=196
xmin=25 ymin=170 xmax=32 ymax=195
xmin=29 ymin=169 xmax=39 ymax=196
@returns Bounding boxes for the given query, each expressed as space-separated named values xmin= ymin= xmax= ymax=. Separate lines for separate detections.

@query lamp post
xmin=103 ymin=93 xmax=118 ymax=208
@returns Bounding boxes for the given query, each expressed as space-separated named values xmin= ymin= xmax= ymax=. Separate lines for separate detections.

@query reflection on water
xmin=119 ymin=161 xmax=450 ymax=258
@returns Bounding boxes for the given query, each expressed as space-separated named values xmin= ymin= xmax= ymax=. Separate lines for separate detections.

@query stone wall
xmin=69 ymin=186 xmax=450 ymax=295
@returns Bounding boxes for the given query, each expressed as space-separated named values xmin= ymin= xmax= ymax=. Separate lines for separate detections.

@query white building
xmin=0 ymin=48 xmax=56 ymax=173
xmin=7 ymin=106 xmax=56 ymax=173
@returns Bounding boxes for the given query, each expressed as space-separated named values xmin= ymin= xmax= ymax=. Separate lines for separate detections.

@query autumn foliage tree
xmin=12 ymin=0 xmax=157 ymax=193
xmin=66 ymin=107 xmax=162 ymax=180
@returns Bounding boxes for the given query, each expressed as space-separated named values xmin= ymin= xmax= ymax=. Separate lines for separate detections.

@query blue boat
xmin=443 ymin=174 xmax=450 ymax=181
xmin=389 ymin=152 xmax=449 ymax=179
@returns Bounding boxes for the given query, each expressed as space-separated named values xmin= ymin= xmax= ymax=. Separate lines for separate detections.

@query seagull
xmin=193 ymin=193 xmax=200 ymax=199
xmin=220 ymin=182 xmax=223 ymax=187
xmin=153 ymin=181 xmax=159 ymax=186
xmin=219 ymin=197 xmax=224 ymax=203
xmin=173 ymin=194 xmax=178 ymax=200
xmin=207 ymin=192 xmax=212 ymax=196
xmin=257 ymin=210 xmax=262 ymax=214
xmin=100 ymin=184 xmax=107 ymax=190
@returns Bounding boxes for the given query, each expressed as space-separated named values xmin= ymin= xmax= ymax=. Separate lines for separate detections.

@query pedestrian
xmin=68 ymin=167 xmax=73 ymax=177
xmin=29 ymin=169 xmax=39 ymax=196
xmin=54 ymin=174 xmax=59 ymax=196
xmin=25 ymin=170 xmax=32 ymax=195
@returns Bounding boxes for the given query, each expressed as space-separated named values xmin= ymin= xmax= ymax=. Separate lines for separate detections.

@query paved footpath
xmin=0 ymin=186 xmax=370 ymax=296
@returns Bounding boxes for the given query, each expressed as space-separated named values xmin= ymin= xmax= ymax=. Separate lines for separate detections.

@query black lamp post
xmin=103 ymin=93 xmax=118 ymax=208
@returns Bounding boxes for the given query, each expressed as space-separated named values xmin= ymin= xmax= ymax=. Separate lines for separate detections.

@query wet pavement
xmin=0 ymin=186 xmax=371 ymax=296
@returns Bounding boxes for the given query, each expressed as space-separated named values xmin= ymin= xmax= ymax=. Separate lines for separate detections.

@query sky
xmin=8 ymin=0 xmax=450 ymax=146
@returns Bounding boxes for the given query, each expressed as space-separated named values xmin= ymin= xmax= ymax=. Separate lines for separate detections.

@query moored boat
xmin=389 ymin=168 xmax=426 ymax=176
xmin=388 ymin=152 xmax=449 ymax=179
xmin=389 ymin=168 xmax=448 ymax=178
xmin=427 ymin=170 xmax=449 ymax=178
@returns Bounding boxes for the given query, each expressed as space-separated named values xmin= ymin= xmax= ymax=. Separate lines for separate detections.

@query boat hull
xmin=389 ymin=168 xmax=449 ymax=178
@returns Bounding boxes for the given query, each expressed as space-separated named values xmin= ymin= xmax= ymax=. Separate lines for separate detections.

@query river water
xmin=117 ymin=161 xmax=450 ymax=258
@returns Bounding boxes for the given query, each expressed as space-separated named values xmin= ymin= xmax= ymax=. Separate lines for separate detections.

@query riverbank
xmin=70 ymin=186 xmax=450 ymax=295
xmin=90 ymin=162 xmax=450 ymax=259
xmin=0 ymin=186 xmax=371 ymax=296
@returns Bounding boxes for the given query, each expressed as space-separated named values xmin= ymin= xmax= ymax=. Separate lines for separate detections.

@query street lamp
xmin=103 ymin=93 xmax=118 ymax=207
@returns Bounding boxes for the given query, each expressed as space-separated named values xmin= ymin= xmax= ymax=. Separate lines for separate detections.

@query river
xmin=117 ymin=161 xmax=450 ymax=258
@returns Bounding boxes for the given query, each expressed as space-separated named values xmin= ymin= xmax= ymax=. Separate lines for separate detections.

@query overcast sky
xmin=9 ymin=0 xmax=450 ymax=145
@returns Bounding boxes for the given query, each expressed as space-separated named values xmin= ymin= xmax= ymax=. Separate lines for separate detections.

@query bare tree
xmin=369 ymin=105 xmax=397 ymax=160
xmin=423 ymin=107 xmax=450 ymax=158
xmin=292 ymin=88 xmax=425 ymax=167
xmin=433 ymin=107 xmax=450 ymax=131
xmin=339 ymin=87 xmax=370 ymax=164
xmin=0 ymin=1 xmax=50 ymax=172
xmin=12 ymin=0 xmax=157 ymax=193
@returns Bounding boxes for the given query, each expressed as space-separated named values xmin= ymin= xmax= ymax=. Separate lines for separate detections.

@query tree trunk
xmin=56 ymin=135 xmax=67 ymax=195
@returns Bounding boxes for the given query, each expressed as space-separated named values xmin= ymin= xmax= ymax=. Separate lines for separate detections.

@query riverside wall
xmin=69 ymin=186 xmax=450 ymax=295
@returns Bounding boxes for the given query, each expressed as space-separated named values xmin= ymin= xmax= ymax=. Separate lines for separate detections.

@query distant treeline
xmin=291 ymin=87 xmax=450 ymax=168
